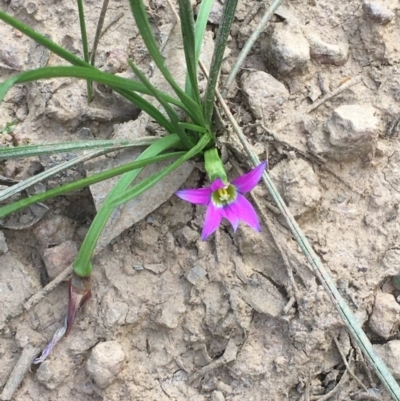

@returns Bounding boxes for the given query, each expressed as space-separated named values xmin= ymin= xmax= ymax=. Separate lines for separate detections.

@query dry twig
xmin=307 ymin=76 xmax=363 ymax=113
xmin=24 ymin=265 xmax=73 ymax=311
xmin=0 ymin=345 xmax=40 ymax=401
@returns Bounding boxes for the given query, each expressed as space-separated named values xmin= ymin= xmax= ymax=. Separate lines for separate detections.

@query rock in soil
xmin=33 ymin=215 xmax=76 ymax=248
xmin=0 ymin=230 xmax=8 ymax=254
xmin=0 ymin=253 xmax=34 ymax=330
xmin=86 ymin=341 xmax=125 ymax=389
xmin=325 ymin=104 xmax=379 ymax=161
xmin=264 ymin=23 xmax=310 ymax=76
xmin=304 ymin=30 xmax=349 ymax=66
xmin=269 ymin=158 xmax=321 ymax=218
xmin=241 ymin=71 xmax=289 ymax=119
xmin=369 ymin=292 xmax=400 ymax=339
xmin=42 ymin=240 xmax=78 ymax=279
xmin=36 ymin=356 xmax=75 ymax=390
xmin=307 ymin=104 xmax=379 ymax=162
xmin=363 ymin=0 xmax=394 ymax=25
xmin=374 ymin=340 xmax=400 ymax=379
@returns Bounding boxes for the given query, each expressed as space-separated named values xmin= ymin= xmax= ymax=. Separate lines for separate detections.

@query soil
xmin=1 ymin=0 xmax=400 ymax=400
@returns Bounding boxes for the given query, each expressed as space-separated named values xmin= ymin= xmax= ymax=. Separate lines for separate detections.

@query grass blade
xmin=128 ymin=59 xmax=196 ymax=149
xmin=0 ymin=151 xmax=184 ymax=219
xmin=0 ymin=137 xmax=157 ymax=160
xmin=178 ymin=122 xmax=208 ymax=134
xmin=90 ymin=0 xmax=110 ymax=67
xmin=203 ymin=0 xmax=238 ymax=125
xmin=110 ymin=133 xmax=210 ymax=207
xmin=128 ymin=0 xmax=205 ymax=127
xmin=185 ymin=0 xmax=214 ymax=97
xmin=0 ymin=11 xmax=88 ymax=67
xmin=0 ymin=137 xmax=162 ymax=202
xmin=76 ymin=0 xmax=93 ymax=100
xmin=0 ymin=149 xmax=106 ymax=202
xmin=0 ymin=66 xmax=183 ymax=133
xmin=194 ymin=0 xmax=214 ymax=61
xmin=178 ymin=0 xmax=201 ymax=105
xmin=0 ymin=12 xmax=196 ymax=127
xmin=73 ymin=133 xmax=182 ymax=276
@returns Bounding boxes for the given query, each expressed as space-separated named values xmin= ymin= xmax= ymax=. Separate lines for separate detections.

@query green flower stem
xmin=204 ymin=147 xmax=228 ymax=183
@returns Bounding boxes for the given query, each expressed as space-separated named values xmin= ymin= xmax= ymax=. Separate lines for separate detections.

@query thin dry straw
xmin=0 ymin=345 xmax=41 ymax=401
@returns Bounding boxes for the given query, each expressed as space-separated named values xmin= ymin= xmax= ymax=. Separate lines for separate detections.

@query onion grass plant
xmin=0 ymin=0 xmax=239 ymax=358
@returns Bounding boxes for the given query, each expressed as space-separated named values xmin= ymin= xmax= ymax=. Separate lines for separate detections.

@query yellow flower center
xmin=212 ymin=184 xmax=237 ymax=206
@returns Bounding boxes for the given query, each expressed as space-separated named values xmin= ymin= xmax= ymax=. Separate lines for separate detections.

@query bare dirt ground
xmin=1 ymin=0 xmax=400 ymax=400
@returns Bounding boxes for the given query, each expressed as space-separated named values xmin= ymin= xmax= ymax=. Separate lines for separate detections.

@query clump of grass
xmin=0 ymin=0 xmax=238 ymax=356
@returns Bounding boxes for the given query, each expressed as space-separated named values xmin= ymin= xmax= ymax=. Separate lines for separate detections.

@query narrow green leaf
xmin=0 ymin=151 xmax=184 ymax=219
xmin=194 ymin=0 xmax=214 ymax=60
xmin=178 ymin=122 xmax=208 ymax=134
xmin=128 ymin=60 xmax=195 ymax=149
xmin=76 ymin=0 xmax=93 ymax=100
xmin=0 ymin=137 xmax=158 ymax=160
xmin=0 ymin=11 xmax=88 ymax=67
xmin=203 ymin=0 xmax=238 ymax=125
xmin=0 ymin=66 xmax=184 ymax=133
xmin=0 ymin=10 xmax=204 ymax=131
xmin=110 ymin=134 xmax=210 ymax=207
xmin=73 ymin=133 xmax=182 ymax=276
xmin=127 ymin=0 xmax=205 ymax=127
xmin=185 ymin=0 xmax=214 ymax=97
xmin=90 ymin=0 xmax=110 ymax=67
xmin=178 ymin=0 xmax=201 ymax=105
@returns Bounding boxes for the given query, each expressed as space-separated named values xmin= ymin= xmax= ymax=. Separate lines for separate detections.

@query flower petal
xmin=210 ymin=178 xmax=226 ymax=192
xmin=229 ymin=194 xmax=261 ymax=232
xmin=232 ymin=162 xmax=267 ymax=193
xmin=176 ymin=187 xmax=212 ymax=204
xmin=201 ymin=203 xmax=223 ymax=240
xmin=223 ymin=206 xmax=240 ymax=232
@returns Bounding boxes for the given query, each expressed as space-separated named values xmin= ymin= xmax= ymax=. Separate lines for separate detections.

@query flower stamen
xmin=212 ymin=184 xmax=237 ymax=206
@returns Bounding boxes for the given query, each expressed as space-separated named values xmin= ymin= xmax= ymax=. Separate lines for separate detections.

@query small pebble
xmin=325 ymin=104 xmax=379 ymax=161
xmin=0 ymin=46 xmax=23 ymax=70
xmin=198 ymin=1 xmax=224 ymax=25
xmin=157 ymin=297 xmax=186 ymax=329
xmin=42 ymin=240 xmax=77 ymax=279
xmin=369 ymin=292 xmax=400 ymax=339
xmin=241 ymin=71 xmax=289 ymax=118
xmin=0 ymin=230 xmax=8 ymax=254
xmin=36 ymin=357 xmax=74 ymax=390
xmin=34 ymin=215 xmax=75 ymax=247
xmin=186 ymin=265 xmax=207 ymax=286
xmin=86 ymin=341 xmax=125 ymax=389
xmin=211 ymin=391 xmax=225 ymax=401
xmin=265 ymin=24 xmax=310 ymax=76
xmin=305 ymin=31 xmax=349 ymax=66
xmin=144 ymin=263 xmax=167 ymax=274
xmin=269 ymin=159 xmax=321 ymax=217
xmin=363 ymin=0 xmax=394 ymax=25
xmin=176 ymin=226 xmax=199 ymax=247
xmin=374 ymin=340 xmax=400 ymax=379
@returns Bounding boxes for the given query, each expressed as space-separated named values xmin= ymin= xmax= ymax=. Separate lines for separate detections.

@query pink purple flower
xmin=176 ymin=162 xmax=266 ymax=240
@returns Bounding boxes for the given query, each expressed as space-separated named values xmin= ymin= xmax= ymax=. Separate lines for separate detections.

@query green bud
xmin=204 ymin=148 xmax=228 ymax=183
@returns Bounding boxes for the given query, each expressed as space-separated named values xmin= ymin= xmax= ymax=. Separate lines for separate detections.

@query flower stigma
xmin=212 ymin=184 xmax=237 ymax=207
